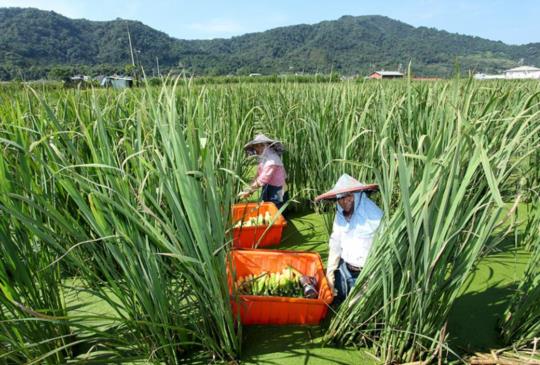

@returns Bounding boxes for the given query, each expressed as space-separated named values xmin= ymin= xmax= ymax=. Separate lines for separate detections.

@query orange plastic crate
xmin=228 ymin=249 xmax=333 ymax=325
xmin=231 ymin=202 xmax=286 ymax=248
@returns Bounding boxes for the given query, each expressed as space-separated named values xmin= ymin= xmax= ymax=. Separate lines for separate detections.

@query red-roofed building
xmin=368 ymin=70 xmax=404 ymax=79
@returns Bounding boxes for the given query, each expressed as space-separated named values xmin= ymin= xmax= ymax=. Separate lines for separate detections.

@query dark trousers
xmin=261 ymin=184 xmax=288 ymax=210
xmin=334 ymin=259 xmax=361 ymax=305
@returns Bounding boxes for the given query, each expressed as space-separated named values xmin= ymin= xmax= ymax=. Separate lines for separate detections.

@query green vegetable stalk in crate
xmin=235 ymin=266 xmax=318 ymax=298
xmin=233 ymin=212 xmax=272 ymax=228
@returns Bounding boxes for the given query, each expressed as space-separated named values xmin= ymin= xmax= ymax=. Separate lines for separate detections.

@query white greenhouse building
xmin=504 ymin=66 xmax=540 ymax=79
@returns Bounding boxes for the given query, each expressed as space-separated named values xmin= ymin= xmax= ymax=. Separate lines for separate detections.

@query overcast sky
xmin=1 ymin=0 xmax=538 ymax=45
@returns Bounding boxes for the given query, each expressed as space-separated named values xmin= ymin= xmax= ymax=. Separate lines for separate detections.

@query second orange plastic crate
xmin=228 ymin=249 xmax=333 ymax=325
xmin=231 ymin=202 xmax=286 ymax=248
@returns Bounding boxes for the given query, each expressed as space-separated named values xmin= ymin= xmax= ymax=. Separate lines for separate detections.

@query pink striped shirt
xmin=256 ymin=148 xmax=287 ymax=186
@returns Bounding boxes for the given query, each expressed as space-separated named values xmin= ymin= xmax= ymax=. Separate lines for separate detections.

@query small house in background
xmin=368 ymin=70 xmax=404 ymax=79
xmin=100 ymin=76 xmax=134 ymax=89
xmin=504 ymin=66 xmax=540 ymax=79
xmin=64 ymin=75 xmax=92 ymax=88
xmin=473 ymin=73 xmax=505 ymax=80
xmin=65 ymin=75 xmax=84 ymax=87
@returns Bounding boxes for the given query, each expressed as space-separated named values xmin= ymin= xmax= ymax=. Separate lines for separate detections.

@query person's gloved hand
xmin=326 ymin=274 xmax=336 ymax=297
xmin=237 ymin=190 xmax=252 ymax=199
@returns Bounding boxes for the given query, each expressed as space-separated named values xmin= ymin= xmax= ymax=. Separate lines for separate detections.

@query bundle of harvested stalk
xmin=235 ymin=266 xmax=319 ymax=298
xmin=233 ymin=212 xmax=272 ymax=227
xmin=469 ymin=346 xmax=540 ymax=365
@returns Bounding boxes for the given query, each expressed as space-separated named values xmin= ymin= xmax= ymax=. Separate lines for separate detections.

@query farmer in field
xmin=315 ymin=174 xmax=383 ymax=303
xmin=238 ymin=134 xmax=288 ymax=209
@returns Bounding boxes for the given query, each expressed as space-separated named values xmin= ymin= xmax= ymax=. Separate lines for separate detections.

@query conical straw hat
xmin=315 ymin=174 xmax=378 ymax=201
xmin=244 ymin=133 xmax=285 ymax=154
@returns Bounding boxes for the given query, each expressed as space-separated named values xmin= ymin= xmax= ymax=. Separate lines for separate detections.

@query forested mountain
xmin=1 ymin=7 xmax=539 ymax=80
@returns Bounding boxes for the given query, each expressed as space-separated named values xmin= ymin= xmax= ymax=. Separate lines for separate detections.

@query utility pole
xmin=126 ymin=22 xmax=136 ymax=67
xmin=156 ymin=56 xmax=160 ymax=77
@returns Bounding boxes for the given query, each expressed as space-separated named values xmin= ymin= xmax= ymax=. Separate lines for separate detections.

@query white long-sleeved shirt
xmin=326 ymin=192 xmax=383 ymax=287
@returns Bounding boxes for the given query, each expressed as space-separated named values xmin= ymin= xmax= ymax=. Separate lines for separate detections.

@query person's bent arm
xmin=239 ymin=164 xmax=278 ymax=198
xmin=326 ymin=222 xmax=342 ymax=295
xmin=256 ymin=164 xmax=278 ymax=186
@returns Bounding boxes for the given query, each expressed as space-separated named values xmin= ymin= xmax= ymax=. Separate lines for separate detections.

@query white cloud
xmin=187 ymin=18 xmax=244 ymax=37
xmin=0 ymin=0 xmax=83 ymax=18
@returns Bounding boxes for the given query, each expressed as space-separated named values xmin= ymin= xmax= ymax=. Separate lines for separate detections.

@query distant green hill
xmin=1 ymin=7 xmax=539 ymax=80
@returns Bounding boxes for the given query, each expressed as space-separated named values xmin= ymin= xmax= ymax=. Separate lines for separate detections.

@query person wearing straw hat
xmin=315 ymin=174 xmax=383 ymax=303
xmin=238 ymin=134 xmax=288 ymax=209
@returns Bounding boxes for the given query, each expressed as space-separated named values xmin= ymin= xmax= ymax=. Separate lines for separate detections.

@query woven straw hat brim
xmin=315 ymin=183 xmax=379 ymax=201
